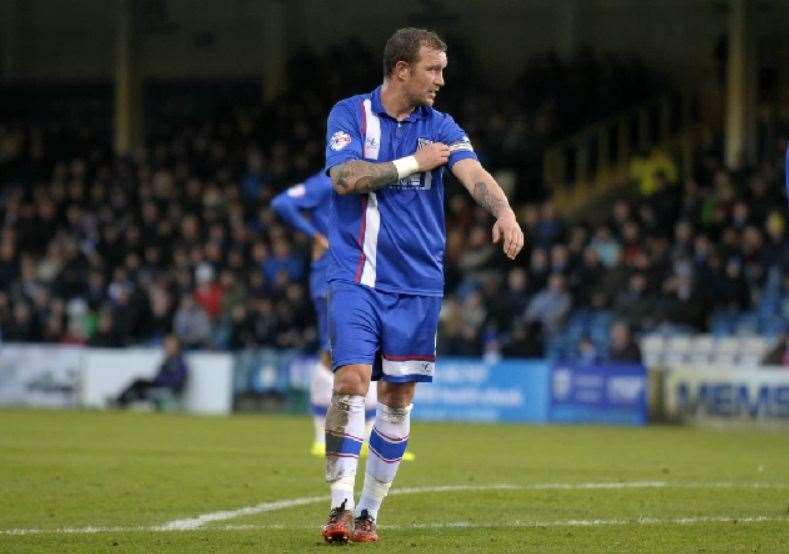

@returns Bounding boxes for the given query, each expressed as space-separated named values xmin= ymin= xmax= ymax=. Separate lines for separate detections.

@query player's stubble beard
xmin=408 ymin=88 xmax=436 ymax=109
xmin=405 ymin=70 xmax=437 ymax=109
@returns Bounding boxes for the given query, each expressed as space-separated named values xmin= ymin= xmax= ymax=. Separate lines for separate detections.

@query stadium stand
xmin=0 ymin=51 xmax=787 ymax=366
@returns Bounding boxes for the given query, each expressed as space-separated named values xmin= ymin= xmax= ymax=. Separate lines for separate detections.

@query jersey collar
xmin=371 ymin=86 xmax=429 ymax=122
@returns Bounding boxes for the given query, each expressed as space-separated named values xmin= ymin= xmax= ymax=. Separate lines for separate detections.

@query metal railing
xmin=543 ymin=92 xmax=705 ymax=212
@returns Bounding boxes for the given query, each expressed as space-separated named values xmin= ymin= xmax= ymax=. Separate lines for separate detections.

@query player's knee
xmin=333 ymin=365 xmax=370 ymax=396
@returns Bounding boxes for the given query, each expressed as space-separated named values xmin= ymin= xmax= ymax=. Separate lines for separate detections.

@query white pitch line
xmin=692 ymin=481 xmax=789 ymax=489
xmin=160 ymin=480 xmax=789 ymax=531
xmin=160 ymin=484 xmax=518 ymax=530
xmin=400 ymin=515 xmax=787 ymax=529
xmin=525 ymin=481 xmax=789 ymax=491
xmin=5 ymin=481 xmax=789 ymax=537
xmin=4 ymin=515 xmax=788 ymax=536
xmin=158 ymin=495 xmax=327 ymax=531
xmin=1 ymin=526 xmax=132 ymax=536
xmin=526 ymin=481 xmax=666 ymax=490
xmin=219 ymin=515 xmax=788 ymax=530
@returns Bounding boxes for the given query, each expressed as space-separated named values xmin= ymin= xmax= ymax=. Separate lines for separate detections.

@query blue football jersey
xmin=324 ymin=86 xmax=477 ymax=297
xmin=271 ymin=172 xmax=333 ymax=299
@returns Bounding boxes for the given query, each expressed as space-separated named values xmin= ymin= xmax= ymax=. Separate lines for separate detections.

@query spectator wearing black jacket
xmin=115 ymin=335 xmax=189 ymax=407
xmin=609 ymin=321 xmax=642 ymax=363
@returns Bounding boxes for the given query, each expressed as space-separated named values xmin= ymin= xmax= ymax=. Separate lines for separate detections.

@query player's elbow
xmin=332 ymin=181 xmax=352 ymax=195
xmin=329 ymin=165 xmax=353 ymax=195
xmin=270 ymin=194 xmax=287 ymax=214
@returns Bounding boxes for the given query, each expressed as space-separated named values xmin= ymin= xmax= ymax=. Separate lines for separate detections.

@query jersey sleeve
xmin=325 ymin=101 xmax=364 ymax=174
xmin=439 ymin=114 xmax=478 ymax=169
xmin=271 ymin=173 xmax=333 ymax=238
xmin=271 ymin=183 xmax=319 ymax=238
xmin=300 ymin=173 xmax=333 ymax=209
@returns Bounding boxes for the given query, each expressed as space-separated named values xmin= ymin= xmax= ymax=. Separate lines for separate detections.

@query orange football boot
xmin=321 ymin=500 xmax=354 ymax=544
xmin=350 ymin=510 xmax=379 ymax=543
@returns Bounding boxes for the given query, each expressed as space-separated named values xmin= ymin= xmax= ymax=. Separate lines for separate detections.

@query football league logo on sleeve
xmin=449 ymin=135 xmax=474 ymax=153
xmin=329 ymin=131 xmax=352 ymax=151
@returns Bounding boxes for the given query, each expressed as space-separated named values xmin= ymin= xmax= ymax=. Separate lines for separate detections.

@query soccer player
xmin=320 ymin=28 xmax=524 ymax=543
xmin=271 ymin=173 xmax=377 ymax=455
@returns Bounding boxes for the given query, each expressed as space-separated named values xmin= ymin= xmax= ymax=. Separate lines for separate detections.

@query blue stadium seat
xmin=757 ymin=297 xmax=780 ymax=318
xmin=545 ymin=335 xmax=570 ymax=361
xmin=591 ymin=311 xmax=614 ymax=327
xmin=734 ymin=312 xmax=760 ymax=335
xmin=710 ymin=311 xmax=736 ymax=337
xmin=764 ymin=267 xmax=783 ymax=297
xmin=584 ymin=311 xmax=610 ymax=337
xmin=759 ymin=316 xmax=787 ymax=337
xmin=567 ymin=309 xmax=593 ymax=330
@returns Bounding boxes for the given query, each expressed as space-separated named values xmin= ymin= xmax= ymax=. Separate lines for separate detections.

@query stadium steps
xmin=542 ymin=91 xmax=706 ymax=217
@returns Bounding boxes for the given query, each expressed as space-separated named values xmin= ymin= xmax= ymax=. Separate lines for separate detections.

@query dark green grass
xmin=1 ymin=409 xmax=788 ymax=552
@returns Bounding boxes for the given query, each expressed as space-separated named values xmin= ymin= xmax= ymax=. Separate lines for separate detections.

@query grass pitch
xmin=1 ymin=409 xmax=788 ymax=552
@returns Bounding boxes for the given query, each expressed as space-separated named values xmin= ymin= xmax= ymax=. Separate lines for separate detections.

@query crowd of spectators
xmin=440 ymin=139 xmax=789 ymax=360
xmin=0 ymin=46 xmax=785 ymax=363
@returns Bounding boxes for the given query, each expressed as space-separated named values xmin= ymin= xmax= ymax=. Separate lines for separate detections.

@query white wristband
xmin=392 ymin=156 xmax=420 ymax=180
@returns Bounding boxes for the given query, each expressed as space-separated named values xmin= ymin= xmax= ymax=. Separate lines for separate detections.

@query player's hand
xmin=414 ymin=142 xmax=450 ymax=172
xmin=492 ymin=211 xmax=525 ymax=260
xmin=312 ymin=232 xmax=329 ymax=261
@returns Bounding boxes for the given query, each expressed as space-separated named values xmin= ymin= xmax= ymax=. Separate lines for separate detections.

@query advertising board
xmin=663 ymin=366 xmax=789 ymax=422
xmin=549 ymin=363 xmax=648 ymax=425
xmin=412 ymin=359 xmax=551 ymax=422
xmin=0 ymin=344 xmax=82 ymax=408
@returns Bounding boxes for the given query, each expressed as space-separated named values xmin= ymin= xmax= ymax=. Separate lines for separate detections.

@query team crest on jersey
xmin=389 ymin=137 xmax=434 ymax=191
xmin=365 ymin=136 xmax=379 ymax=151
xmin=329 ymin=130 xmax=352 ymax=151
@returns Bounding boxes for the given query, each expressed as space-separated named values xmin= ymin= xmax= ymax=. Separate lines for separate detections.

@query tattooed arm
xmin=329 ymin=160 xmax=399 ymax=195
xmin=451 ymin=158 xmax=511 ymax=218
xmin=329 ymin=142 xmax=451 ymax=195
xmin=451 ymin=158 xmax=525 ymax=260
